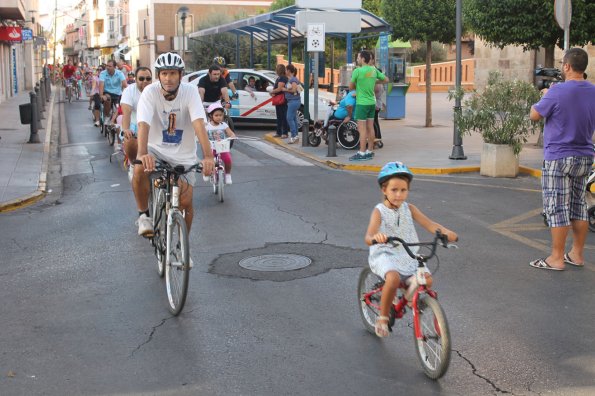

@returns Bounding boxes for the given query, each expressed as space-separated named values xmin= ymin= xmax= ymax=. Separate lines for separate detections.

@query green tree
xmin=270 ymin=0 xmax=294 ymax=11
xmin=466 ymin=0 xmax=595 ymax=67
xmin=382 ymin=0 xmax=456 ymax=127
xmin=189 ymin=12 xmax=271 ymax=70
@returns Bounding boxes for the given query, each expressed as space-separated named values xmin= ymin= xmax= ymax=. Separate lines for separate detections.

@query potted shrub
xmin=450 ymin=71 xmax=541 ymax=177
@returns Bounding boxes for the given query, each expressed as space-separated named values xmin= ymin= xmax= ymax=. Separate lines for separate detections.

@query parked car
xmin=185 ymin=68 xmax=334 ymax=127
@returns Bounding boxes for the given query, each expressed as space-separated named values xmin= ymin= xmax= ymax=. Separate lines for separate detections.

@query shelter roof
xmin=188 ymin=5 xmax=391 ymax=43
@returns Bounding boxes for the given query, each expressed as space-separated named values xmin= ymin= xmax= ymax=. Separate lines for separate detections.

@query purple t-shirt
xmin=533 ymin=80 xmax=595 ymax=160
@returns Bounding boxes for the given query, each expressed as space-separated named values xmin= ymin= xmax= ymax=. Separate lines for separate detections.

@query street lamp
xmin=177 ymin=6 xmax=189 ymax=60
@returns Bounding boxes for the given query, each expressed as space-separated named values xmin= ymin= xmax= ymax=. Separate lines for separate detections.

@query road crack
xmin=277 ymin=206 xmax=328 ymax=243
xmin=454 ymin=349 xmax=513 ymax=394
xmin=129 ymin=316 xmax=173 ymax=357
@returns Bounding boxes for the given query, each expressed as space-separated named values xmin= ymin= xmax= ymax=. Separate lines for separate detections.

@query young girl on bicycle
xmin=205 ymin=102 xmax=236 ymax=184
xmin=364 ymin=162 xmax=458 ymax=338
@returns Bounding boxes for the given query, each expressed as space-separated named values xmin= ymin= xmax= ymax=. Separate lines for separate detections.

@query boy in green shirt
xmin=349 ymin=50 xmax=389 ymax=161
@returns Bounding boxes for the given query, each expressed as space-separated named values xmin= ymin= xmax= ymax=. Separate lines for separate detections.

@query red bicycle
xmin=357 ymin=232 xmax=457 ymax=379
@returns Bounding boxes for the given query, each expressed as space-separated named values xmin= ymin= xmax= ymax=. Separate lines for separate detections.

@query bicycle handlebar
xmin=132 ymin=159 xmax=203 ymax=174
xmin=372 ymin=231 xmax=458 ymax=263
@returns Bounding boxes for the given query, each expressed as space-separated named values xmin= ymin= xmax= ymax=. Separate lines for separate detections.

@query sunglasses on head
xmin=137 ymin=76 xmax=152 ymax=82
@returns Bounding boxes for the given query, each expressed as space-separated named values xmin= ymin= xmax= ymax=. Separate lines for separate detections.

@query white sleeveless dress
xmin=369 ymin=202 xmax=422 ymax=279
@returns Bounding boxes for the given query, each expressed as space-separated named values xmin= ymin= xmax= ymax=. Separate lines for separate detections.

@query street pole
xmin=449 ymin=0 xmax=467 ymax=160
xmin=52 ymin=0 xmax=57 ymax=68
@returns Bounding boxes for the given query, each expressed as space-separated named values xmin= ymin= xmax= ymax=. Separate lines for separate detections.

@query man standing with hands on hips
xmin=529 ymin=48 xmax=595 ymax=271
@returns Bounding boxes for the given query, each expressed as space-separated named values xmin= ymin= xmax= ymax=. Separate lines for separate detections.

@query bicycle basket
xmin=211 ymin=139 xmax=231 ymax=154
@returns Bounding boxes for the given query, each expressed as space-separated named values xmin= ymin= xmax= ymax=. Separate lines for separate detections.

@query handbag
xmin=272 ymin=93 xmax=286 ymax=106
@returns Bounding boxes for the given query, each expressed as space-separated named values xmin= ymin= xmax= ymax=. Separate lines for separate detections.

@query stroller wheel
xmin=374 ymin=140 xmax=384 ymax=149
xmin=588 ymin=207 xmax=595 ymax=232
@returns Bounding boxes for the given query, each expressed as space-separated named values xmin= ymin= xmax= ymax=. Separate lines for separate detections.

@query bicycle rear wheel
xmin=165 ymin=211 xmax=190 ymax=315
xmin=357 ymin=268 xmax=384 ymax=335
xmin=413 ymin=295 xmax=451 ymax=379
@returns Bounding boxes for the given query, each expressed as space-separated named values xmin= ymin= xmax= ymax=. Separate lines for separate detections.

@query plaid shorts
xmin=542 ymin=156 xmax=593 ymax=227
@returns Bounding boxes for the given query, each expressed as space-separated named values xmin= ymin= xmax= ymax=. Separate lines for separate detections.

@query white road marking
xmin=240 ymin=140 xmax=313 ymax=166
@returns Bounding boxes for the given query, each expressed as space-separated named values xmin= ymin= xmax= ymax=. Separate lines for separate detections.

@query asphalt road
xmin=0 ymin=97 xmax=594 ymax=395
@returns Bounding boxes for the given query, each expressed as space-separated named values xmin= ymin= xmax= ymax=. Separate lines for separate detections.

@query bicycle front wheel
xmin=165 ymin=211 xmax=190 ymax=315
xmin=151 ymin=187 xmax=166 ymax=278
xmin=217 ymin=168 xmax=225 ymax=203
xmin=357 ymin=268 xmax=383 ymax=335
xmin=413 ymin=295 xmax=451 ymax=379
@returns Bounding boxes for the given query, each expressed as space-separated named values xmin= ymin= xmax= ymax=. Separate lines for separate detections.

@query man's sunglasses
xmin=137 ymin=76 xmax=152 ymax=82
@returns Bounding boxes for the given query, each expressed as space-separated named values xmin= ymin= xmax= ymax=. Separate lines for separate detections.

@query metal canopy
xmin=188 ymin=5 xmax=391 ymax=43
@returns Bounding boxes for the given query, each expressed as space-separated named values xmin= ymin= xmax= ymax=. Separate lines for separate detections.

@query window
xmin=109 ymin=16 xmax=115 ymax=33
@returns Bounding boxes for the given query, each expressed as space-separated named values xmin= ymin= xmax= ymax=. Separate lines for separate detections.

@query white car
xmin=186 ymin=68 xmax=335 ymax=127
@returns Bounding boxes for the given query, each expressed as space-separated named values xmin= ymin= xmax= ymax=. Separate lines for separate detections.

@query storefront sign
xmin=22 ymin=29 xmax=33 ymax=41
xmin=12 ymin=47 xmax=18 ymax=94
xmin=0 ymin=26 xmax=23 ymax=42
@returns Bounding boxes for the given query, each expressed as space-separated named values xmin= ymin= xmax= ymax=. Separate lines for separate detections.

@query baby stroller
xmin=586 ymin=169 xmax=595 ymax=232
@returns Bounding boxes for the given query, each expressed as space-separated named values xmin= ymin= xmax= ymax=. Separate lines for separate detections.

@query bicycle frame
xmin=362 ymin=280 xmax=439 ymax=340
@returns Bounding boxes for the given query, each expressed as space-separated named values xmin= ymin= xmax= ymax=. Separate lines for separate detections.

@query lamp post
xmin=177 ymin=6 xmax=189 ymax=61
xmin=449 ymin=0 xmax=467 ymax=160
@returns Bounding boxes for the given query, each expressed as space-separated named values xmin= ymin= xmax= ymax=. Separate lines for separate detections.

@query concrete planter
xmin=480 ymin=142 xmax=519 ymax=178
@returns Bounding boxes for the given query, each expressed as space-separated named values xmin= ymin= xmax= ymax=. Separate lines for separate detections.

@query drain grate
xmin=239 ymin=254 xmax=312 ymax=272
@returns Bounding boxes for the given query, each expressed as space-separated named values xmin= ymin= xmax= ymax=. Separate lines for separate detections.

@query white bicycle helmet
xmin=155 ymin=52 xmax=185 ymax=72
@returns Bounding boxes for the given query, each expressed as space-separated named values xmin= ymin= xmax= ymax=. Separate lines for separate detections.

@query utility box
xmin=382 ymin=83 xmax=409 ymax=119
xmin=19 ymin=103 xmax=32 ymax=125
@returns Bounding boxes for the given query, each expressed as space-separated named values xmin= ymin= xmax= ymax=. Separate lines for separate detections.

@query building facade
xmin=0 ymin=0 xmax=44 ymax=102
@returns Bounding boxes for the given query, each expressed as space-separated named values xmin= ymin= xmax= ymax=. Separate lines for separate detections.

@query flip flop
xmin=563 ymin=253 xmax=584 ymax=267
xmin=529 ymin=258 xmax=564 ymax=271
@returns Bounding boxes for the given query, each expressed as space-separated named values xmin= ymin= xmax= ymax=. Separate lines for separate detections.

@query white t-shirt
xmin=206 ymin=121 xmax=229 ymax=141
xmin=137 ymin=82 xmax=206 ymax=166
xmin=120 ymin=83 xmax=142 ymax=132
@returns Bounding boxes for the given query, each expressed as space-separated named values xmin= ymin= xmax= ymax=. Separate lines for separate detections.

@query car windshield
xmin=261 ymin=71 xmax=277 ymax=81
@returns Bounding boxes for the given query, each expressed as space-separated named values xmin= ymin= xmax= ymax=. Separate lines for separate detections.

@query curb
xmin=0 ymin=89 xmax=55 ymax=213
xmin=263 ymin=133 xmax=542 ymax=177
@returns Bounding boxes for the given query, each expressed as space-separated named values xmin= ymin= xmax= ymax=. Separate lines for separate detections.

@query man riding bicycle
xmin=212 ymin=56 xmax=238 ymax=99
xmin=121 ymin=66 xmax=153 ymax=165
xmin=99 ymin=60 xmax=127 ymax=118
xmin=62 ymin=59 xmax=77 ymax=99
xmin=133 ymin=52 xmax=215 ymax=239
xmin=198 ymin=64 xmax=232 ymax=108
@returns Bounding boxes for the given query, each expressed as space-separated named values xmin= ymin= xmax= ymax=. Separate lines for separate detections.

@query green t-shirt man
xmin=351 ymin=65 xmax=386 ymax=106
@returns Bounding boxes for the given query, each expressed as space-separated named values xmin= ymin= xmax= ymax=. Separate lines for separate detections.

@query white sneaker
xmin=202 ymin=174 xmax=210 ymax=182
xmin=225 ymin=174 xmax=232 ymax=184
xmin=94 ymin=121 xmax=100 ymax=127
xmin=137 ymin=214 xmax=153 ymax=237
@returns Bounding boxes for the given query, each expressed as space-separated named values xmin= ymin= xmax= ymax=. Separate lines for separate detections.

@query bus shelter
xmin=188 ymin=5 xmax=391 ymax=69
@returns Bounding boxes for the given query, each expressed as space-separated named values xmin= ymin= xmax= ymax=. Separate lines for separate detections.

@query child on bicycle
xmin=364 ymin=162 xmax=458 ymax=338
xmin=205 ymin=102 xmax=236 ymax=184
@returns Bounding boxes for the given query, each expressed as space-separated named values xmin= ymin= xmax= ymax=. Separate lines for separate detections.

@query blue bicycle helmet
xmin=377 ymin=161 xmax=413 ymax=185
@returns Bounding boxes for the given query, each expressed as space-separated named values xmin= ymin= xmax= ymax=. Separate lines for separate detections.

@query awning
xmin=188 ymin=5 xmax=391 ymax=43
xmin=113 ymin=44 xmax=130 ymax=58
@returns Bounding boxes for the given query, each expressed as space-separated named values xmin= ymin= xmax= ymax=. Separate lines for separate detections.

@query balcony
xmin=0 ymin=0 xmax=26 ymax=20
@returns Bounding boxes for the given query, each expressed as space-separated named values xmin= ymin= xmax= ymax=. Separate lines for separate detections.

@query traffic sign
xmin=296 ymin=0 xmax=361 ymax=9
xmin=554 ymin=0 xmax=572 ymax=29
xmin=296 ymin=11 xmax=361 ymax=34
xmin=22 ymin=29 xmax=33 ymax=41
xmin=307 ymin=23 xmax=325 ymax=52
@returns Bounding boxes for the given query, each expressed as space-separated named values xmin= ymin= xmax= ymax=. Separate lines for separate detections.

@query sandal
xmin=564 ymin=252 xmax=584 ymax=267
xmin=375 ymin=315 xmax=390 ymax=338
xmin=529 ymin=258 xmax=564 ymax=271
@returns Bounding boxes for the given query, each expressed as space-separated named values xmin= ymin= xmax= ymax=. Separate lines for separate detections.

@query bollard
xmin=28 ymin=91 xmax=40 ymax=143
xmin=327 ymin=124 xmax=337 ymax=157
xmin=45 ymin=77 xmax=51 ymax=101
xmin=39 ymin=80 xmax=46 ymax=111
xmin=301 ymin=120 xmax=309 ymax=147
xmin=35 ymin=85 xmax=44 ymax=121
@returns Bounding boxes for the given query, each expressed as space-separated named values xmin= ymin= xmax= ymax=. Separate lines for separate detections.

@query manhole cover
xmin=239 ymin=254 xmax=312 ymax=272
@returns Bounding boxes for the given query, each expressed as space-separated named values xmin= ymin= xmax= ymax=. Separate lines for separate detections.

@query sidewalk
xmin=264 ymin=92 xmax=544 ymax=176
xmin=0 ymin=88 xmax=55 ymax=212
